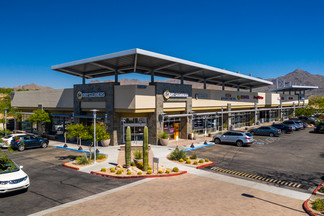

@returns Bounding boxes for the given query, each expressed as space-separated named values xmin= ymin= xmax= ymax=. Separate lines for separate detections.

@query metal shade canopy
xmin=51 ymin=48 xmax=272 ymax=89
xmin=269 ymin=85 xmax=318 ymax=92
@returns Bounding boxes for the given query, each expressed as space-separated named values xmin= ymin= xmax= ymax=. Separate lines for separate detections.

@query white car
xmin=0 ymin=133 xmax=26 ymax=148
xmin=0 ymin=159 xmax=30 ymax=193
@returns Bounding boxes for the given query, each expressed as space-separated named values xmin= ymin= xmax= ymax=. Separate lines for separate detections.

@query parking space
xmin=190 ymin=128 xmax=324 ymax=192
xmin=0 ymin=147 xmax=138 ymax=216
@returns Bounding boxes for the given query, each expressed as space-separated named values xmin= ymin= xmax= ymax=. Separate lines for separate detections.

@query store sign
xmin=237 ymin=95 xmax=250 ymax=100
xmin=163 ymin=90 xmax=188 ymax=99
xmin=195 ymin=94 xmax=208 ymax=99
xmin=253 ymin=96 xmax=264 ymax=100
xmin=221 ymin=93 xmax=237 ymax=101
xmin=77 ymin=91 xmax=105 ymax=100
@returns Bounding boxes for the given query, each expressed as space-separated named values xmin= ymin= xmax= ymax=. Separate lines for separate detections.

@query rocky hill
xmin=12 ymin=83 xmax=53 ymax=91
xmin=255 ymin=69 xmax=323 ymax=95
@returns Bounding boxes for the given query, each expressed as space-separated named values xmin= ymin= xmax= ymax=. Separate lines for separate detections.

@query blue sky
xmin=0 ymin=0 xmax=323 ymax=89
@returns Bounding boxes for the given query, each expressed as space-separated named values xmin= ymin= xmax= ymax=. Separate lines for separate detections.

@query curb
xmin=184 ymin=143 xmax=214 ymax=151
xmin=63 ymin=162 xmax=79 ymax=170
xmin=303 ymin=199 xmax=318 ymax=216
xmin=90 ymin=170 xmax=187 ymax=179
xmin=313 ymin=182 xmax=324 ymax=195
xmin=303 ymin=182 xmax=324 ymax=216
xmin=196 ymin=161 xmax=215 ymax=169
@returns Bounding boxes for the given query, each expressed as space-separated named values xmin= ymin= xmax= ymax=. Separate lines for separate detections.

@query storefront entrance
xmin=121 ymin=117 xmax=147 ymax=144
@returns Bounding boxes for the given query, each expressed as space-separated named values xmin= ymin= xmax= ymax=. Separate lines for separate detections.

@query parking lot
xmin=0 ymin=147 xmax=138 ymax=216
xmin=190 ymin=128 xmax=324 ymax=192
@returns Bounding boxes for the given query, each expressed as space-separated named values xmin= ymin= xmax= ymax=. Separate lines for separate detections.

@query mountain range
xmin=5 ymin=69 xmax=323 ymax=95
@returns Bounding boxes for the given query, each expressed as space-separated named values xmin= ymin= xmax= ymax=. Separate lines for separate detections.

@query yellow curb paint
xmin=297 ymin=184 xmax=301 ymax=188
xmin=269 ymin=179 xmax=274 ymax=183
xmin=288 ymin=183 xmax=293 ymax=187
xmin=292 ymin=183 xmax=297 ymax=187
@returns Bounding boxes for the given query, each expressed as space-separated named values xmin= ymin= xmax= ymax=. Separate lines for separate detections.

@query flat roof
xmin=269 ymin=85 xmax=318 ymax=92
xmin=51 ymin=48 xmax=273 ymax=89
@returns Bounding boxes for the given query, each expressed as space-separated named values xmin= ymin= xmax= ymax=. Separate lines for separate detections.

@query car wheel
xmin=41 ymin=142 xmax=48 ymax=148
xmin=214 ymin=138 xmax=221 ymax=144
xmin=236 ymin=140 xmax=243 ymax=147
xmin=269 ymin=133 xmax=274 ymax=137
xmin=18 ymin=145 xmax=25 ymax=151
xmin=281 ymin=130 xmax=286 ymax=134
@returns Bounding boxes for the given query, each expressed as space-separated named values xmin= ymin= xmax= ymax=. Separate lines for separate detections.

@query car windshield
xmin=0 ymin=159 xmax=19 ymax=174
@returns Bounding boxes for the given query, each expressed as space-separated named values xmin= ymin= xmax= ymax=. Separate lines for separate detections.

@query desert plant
xmin=179 ymin=158 xmax=184 ymax=162
xmin=147 ymin=170 xmax=152 ymax=174
xmin=185 ymin=157 xmax=189 ymax=161
xmin=158 ymin=170 xmax=163 ymax=174
xmin=169 ymin=147 xmax=187 ymax=161
xmin=158 ymin=131 xmax=169 ymax=139
xmin=199 ymin=159 xmax=204 ymax=163
xmin=190 ymin=153 xmax=197 ymax=159
xmin=130 ymin=162 xmax=135 ymax=166
xmin=205 ymin=158 xmax=209 ymax=162
xmin=193 ymin=161 xmax=198 ymax=165
xmin=319 ymin=187 xmax=324 ymax=193
xmin=148 ymin=166 xmax=152 ymax=171
xmin=91 ymin=153 xmax=107 ymax=160
xmin=101 ymin=168 xmax=106 ymax=172
xmin=143 ymin=126 xmax=149 ymax=171
xmin=311 ymin=198 xmax=324 ymax=212
xmin=127 ymin=171 xmax=132 ymax=175
xmin=116 ymin=170 xmax=123 ymax=175
xmin=125 ymin=126 xmax=131 ymax=168
xmin=137 ymin=171 xmax=143 ymax=175
xmin=133 ymin=150 xmax=142 ymax=159
xmin=165 ymin=169 xmax=170 ymax=174
xmin=173 ymin=167 xmax=179 ymax=172
xmin=110 ymin=167 xmax=115 ymax=172
xmin=75 ymin=155 xmax=90 ymax=165
xmin=136 ymin=162 xmax=143 ymax=170
xmin=186 ymin=159 xmax=191 ymax=164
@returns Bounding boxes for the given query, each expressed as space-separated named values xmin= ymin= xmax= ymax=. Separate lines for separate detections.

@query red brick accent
xmin=90 ymin=170 xmax=187 ymax=179
xmin=63 ymin=162 xmax=80 ymax=171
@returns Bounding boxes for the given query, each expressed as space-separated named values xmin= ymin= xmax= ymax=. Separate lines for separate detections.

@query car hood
xmin=0 ymin=169 xmax=28 ymax=181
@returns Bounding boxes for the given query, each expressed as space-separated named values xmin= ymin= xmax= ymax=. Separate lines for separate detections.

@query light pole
xmin=91 ymin=109 xmax=99 ymax=164
xmin=4 ymin=108 xmax=7 ymax=137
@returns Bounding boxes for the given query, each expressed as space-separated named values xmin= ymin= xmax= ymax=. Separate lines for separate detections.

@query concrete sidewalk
xmin=42 ymin=174 xmax=306 ymax=216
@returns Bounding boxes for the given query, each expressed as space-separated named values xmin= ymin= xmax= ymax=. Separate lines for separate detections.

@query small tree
xmin=87 ymin=123 xmax=110 ymax=145
xmin=28 ymin=110 xmax=51 ymax=135
xmin=66 ymin=123 xmax=88 ymax=148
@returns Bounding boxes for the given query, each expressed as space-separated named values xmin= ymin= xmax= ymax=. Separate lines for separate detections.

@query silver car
xmin=213 ymin=131 xmax=253 ymax=147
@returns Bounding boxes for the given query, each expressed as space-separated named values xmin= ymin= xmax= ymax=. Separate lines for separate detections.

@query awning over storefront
xmin=52 ymin=48 xmax=272 ymax=90
xmin=269 ymin=85 xmax=318 ymax=92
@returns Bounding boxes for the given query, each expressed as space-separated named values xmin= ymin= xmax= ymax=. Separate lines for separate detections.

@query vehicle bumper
xmin=0 ymin=179 xmax=30 ymax=193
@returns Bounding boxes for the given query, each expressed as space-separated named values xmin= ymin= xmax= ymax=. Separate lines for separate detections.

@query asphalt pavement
xmin=190 ymin=128 xmax=324 ymax=192
xmin=0 ymin=147 xmax=138 ymax=216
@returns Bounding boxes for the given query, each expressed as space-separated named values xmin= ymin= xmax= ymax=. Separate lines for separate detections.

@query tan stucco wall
xmin=114 ymin=85 xmax=155 ymax=109
xmin=266 ymin=93 xmax=280 ymax=106
xmin=11 ymin=89 xmax=73 ymax=109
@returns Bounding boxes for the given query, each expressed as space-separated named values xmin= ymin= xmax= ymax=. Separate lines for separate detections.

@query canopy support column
xmin=203 ymin=78 xmax=207 ymax=89
xmin=114 ymin=70 xmax=120 ymax=85
xmin=150 ymin=70 xmax=155 ymax=85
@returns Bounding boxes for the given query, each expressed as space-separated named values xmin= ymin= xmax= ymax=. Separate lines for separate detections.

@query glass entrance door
xmin=121 ymin=117 xmax=147 ymax=144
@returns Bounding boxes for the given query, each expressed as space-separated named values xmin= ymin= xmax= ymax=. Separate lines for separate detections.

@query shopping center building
xmin=11 ymin=49 xmax=316 ymax=145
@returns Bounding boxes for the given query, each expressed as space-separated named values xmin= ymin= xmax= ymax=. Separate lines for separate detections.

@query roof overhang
xmin=51 ymin=48 xmax=273 ymax=90
xmin=269 ymin=85 xmax=318 ymax=92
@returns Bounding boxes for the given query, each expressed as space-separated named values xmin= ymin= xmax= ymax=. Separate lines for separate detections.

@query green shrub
xmin=127 ymin=171 xmax=132 ymax=175
xmin=147 ymin=170 xmax=152 ymax=174
xmin=158 ymin=170 xmax=163 ymax=174
xmin=91 ymin=153 xmax=107 ymax=160
xmin=110 ymin=167 xmax=116 ymax=172
xmin=165 ymin=169 xmax=170 ymax=174
xmin=158 ymin=131 xmax=169 ymax=139
xmin=320 ymin=187 xmax=324 ymax=193
xmin=311 ymin=198 xmax=324 ymax=212
xmin=130 ymin=162 xmax=135 ymax=166
xmin=199 ymin=159 xmax=204 ymax=163
xmin=186 ymin=159 xmax=191 ymax=164
xmin=169 ymin=147 xmax=186 ymax=161
xmin=116 ymin=170 xmax=123 ymax=175
xmin=179 ymin=158 xmax=184 ymax=162
xmin=193 ymin=161 xmax=198 ymax=165
xmin=205 ymin=158 xmax=209 ymax=162
xmin=148 ymin=166 xmax=152 ymax=171
xmin=190 ymin=153 xmax=197 ymax=159
xmin=101 ymin=168 xmax=106 ymax=172
xmin=136 ymin=162 xmax=143 ymax=169
xmin=75 ymin=155 xmax=90 ymax=165
xmin=137 ymin=171 xmax=142 ymax=175
xmin=185 ymin=157 xmax=189 ymax=161
xmin=133 ymin=149 xmax=142 ymax=159
xmin=173 ymin=167 xmax=179 ymax=172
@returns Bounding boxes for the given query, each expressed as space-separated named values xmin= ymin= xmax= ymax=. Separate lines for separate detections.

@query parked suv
xmin=271 ymin=124 xmax=293 ymax=134
xmin=249 ymin=126 xmax=281 ymax=137
xmin=283 ymin=120 xmax=300 ymax=131
xmin=11 ymin=135 xmax=49 ymax=151
xmin=213 ymin=131 xmax=253 ymax=147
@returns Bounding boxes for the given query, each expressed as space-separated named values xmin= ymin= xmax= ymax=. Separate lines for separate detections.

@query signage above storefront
xmin=163 ymin=90 xmax=188 ymax=100
xmin=253 ymin=96 xmax=264 ymax=100
xmin=221 ymin=93 xmax=237 ymax=101
xmin=237 ymin=95 xmax=250 ymax=100
xmin=77 ymin=91 xmax=105 ymax=100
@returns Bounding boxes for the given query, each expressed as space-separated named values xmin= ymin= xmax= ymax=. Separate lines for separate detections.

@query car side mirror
xmin=20 ymin=165 xmax=23 ymax=169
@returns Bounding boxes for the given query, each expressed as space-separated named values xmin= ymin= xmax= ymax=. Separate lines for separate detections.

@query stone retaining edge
xmin=90 ymin=170 xmax=187 ymax=179
xmin=196 ymin=161 xmax=215 ymax=169
xmin=313 ymin=182 xmax=324 ymax=195
xmin=63 ymin=162 xmax=80 ymax=171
